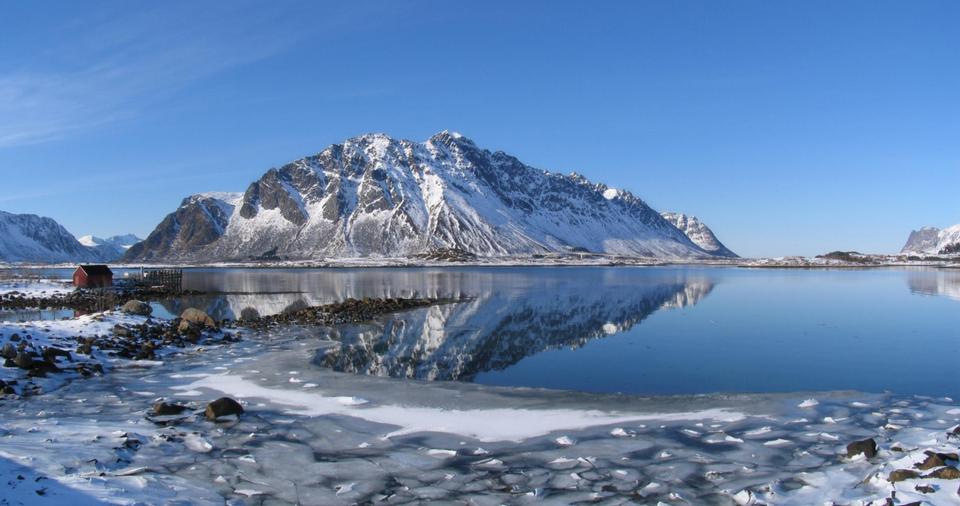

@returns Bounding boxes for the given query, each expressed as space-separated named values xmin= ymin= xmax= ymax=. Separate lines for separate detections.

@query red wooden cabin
xmin=73 ymin=265 xmax=114 ymax=288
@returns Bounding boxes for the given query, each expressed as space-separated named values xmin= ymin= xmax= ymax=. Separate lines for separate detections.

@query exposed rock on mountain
xmin=123 ymin=193 xmax=240 ymax=263
xmin=126 ymin=132 xmax=735 ymax=263
xmin=660 ymin=212 xmax=737 ymax=258
xmin=901 ymin=225 xmax=960 ymax=255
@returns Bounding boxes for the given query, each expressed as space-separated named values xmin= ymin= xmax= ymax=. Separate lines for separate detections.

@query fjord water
xmin=161 ymin=266 xmax=959 ymax=398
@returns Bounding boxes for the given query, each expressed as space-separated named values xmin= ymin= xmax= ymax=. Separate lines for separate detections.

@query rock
xmin=9 ymin=333 xmax=20 ymax=342
xmin=889 ymin=469 xmax=921 ymax=483
xmin=180 ymin=308 xmax=216 ymax=329
xmin=205 ymin=397 xmax=243 ymax=420
xmin=13 ymin=351 xmax=34 ymax=370
xmin=917 ymin=451 xmax=958 ymax=470
xmin=113 ymin=324 xmax=132 ymax=338
xmin=41 ymin=347 xmax=71 ymax=363
xmin=925 ymin=466 xmax=960 ymax=480
xmin=917 ymin=453 xmax=945 ymax=470
xmin=846 ymin=438 xmax=878 ymax=459
xmin=915 ymin=484 xmax=935 ymax=494
xmin=0 ymin=343 xmax=16 ymax=359
xmin=152 ymin=402 xmax=188 ymax=416
xmin=121 ymin=300 xmax=152 ymax=316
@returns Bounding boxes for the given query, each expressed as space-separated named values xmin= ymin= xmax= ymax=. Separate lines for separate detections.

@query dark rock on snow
xmin=153 ymin=401 xmax=188 ymax=416
xmin=205 ymin=397 xmax=243 ymax=420
xmin=846 ymin=438 xmax=878 ymax=459
xmin=925 ymin=466 xmax=960 ymax=480
xmin=888 ymin=469 xmax=921 ymax=483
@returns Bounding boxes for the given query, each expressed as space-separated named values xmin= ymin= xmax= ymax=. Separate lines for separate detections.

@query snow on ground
xmin=0 ymin=278 xmax=74 ymax=297
xmin=0 ymin=311 xmax=151 ymax=390
xmin=174 ymin=372 xmax=745 ymax=442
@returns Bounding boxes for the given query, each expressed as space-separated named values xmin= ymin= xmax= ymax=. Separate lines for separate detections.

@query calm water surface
xmin=169 ymin=266 xmax=960 ymax=398
xmin=11 ymin=266 xmax=960 ymax=397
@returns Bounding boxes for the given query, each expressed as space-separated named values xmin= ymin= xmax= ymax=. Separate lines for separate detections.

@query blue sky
xmin=0 ymin=1 xmax=956 ymax=257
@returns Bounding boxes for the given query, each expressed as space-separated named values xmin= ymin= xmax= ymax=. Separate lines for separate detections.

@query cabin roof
xmin=77 ymin=264 xmax=113 ymax=276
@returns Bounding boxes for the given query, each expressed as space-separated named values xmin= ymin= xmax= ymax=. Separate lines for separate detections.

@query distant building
xmin=73 ymin=265 xmax=114 ymax=288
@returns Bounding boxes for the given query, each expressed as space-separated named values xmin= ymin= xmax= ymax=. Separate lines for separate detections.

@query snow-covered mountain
xmin=0 ymin=211 xmax=101 ymax=263
xmin=77 ymin=234 xmax=142 ymax=262
xmin=125 ymin=131 xmax=734 ymax=263
xmin=901 ymin=225 xmax=960 ymax=255
xmin=660 ymin=212 xmax=737 ymax=258
xmin=0 ymin=210 xmax=142 ymax=264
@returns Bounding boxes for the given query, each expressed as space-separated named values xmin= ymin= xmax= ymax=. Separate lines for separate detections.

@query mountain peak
xmin=125 ymin=132 xmax=735 ymax=263
xmin=427 ymin=130 xmax=476 ymax=149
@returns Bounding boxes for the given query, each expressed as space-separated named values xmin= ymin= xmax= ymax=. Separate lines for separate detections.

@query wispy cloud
xmin=0 ymin=2 xmax=303 ymax=148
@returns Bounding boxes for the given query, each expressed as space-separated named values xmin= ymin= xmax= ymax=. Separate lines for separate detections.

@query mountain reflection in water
xmin=312 ymin=274 xmax=715 ymax=382
xmin=154 ymin=268 xmax=715 ymax=382
xmin=907 ymin=268 xmax=960 ymax=301
xmin=146 ymin=267 xmax=960 ymax=397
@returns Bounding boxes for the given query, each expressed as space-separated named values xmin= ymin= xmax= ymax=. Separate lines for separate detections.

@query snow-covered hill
xmin=0 ymin=211 xmax=100 ymax=263
xmin=660 ymin=212 xmax=737 ymax=258
xmin=0 ymin=210 xmax=142 ymax=264
xmin=901 ymin=225 xmax=960 ymax=255
xmin=125 ymin=132 xmax=734 ymax=263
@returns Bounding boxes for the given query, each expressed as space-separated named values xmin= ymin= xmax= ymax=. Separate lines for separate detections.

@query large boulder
xmin=846 ymin=438 xmax=878 ymax=459
xmin=205 ymin=397 xmax=243 ymax=420
xmin=13 ymin=351 xmax=35 ymax=370
xmin=925 ymin=466 xmax=960 ymax=480
xmin=180 ymin=308 xmax=216 ymax=329
xmin=0 ymin=343 xmax=16 ymax=360
xmin=152 ymin=401 xmax=188 ymax=416
xmin=889 ymin=469 xmax=921 ymax=482
xmin=121 ymin=300 xmax=153 ymax=316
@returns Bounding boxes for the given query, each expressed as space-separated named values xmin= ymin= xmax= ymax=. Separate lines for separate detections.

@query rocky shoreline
xmin=234 ymin=296 xmax=466 ymax=330
xmin=0 ymin=284 xmax=203 ymax=314
xmin=0 ymin=293 xmax=463 ymax=399
xmin=0 ymin=305 xmax=238 ymax=398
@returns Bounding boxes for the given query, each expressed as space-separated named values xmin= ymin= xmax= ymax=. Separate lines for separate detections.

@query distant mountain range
xmin=0 ymin=210 xmax=139 ymax=264
xmin=901 ymin=225 xmax=960 ymax=255
xmin=124 ymin=131 xmax=736 ymax=263
xmin=77 ymin=234 xmax=142 ymax=262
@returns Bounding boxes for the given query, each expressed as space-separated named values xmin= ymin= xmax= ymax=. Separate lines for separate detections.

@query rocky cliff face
xmin=123 ymin=193 xmax=240 ymax=263
xmin=660 ymin=212 xmax=737 ymax=258
xmin=901 ymin=227 xmax=942 ymax=254
xmin=126 ymin=132 xmax=735 ymax=263
xmin=900 ymin=225 xmax=960 ymax=255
